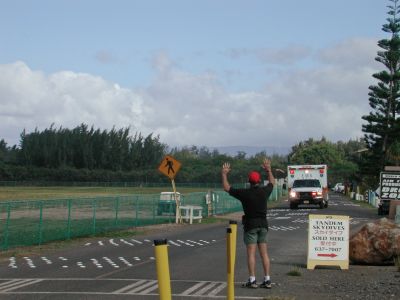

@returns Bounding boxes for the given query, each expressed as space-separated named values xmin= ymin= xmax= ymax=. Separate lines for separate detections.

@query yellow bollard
xmin=226 ymin=227 xmax=234 ymax=300
xmin=229 ymin=220 xmax=237 ymax=271
xmin=154 ymin=239 xmax=172 ymax=300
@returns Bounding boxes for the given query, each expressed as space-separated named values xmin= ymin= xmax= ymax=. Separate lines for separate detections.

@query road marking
xmin=23 ymin=257 xmax=36 ymax=268
xmin=208 ymin=282 xmax=227 ymax=296
xmin=113 ymin=280 xmax=147 ymax=293
xmin=131 ymin=239 xmax=143 ymax=244
xmin=118 ymin=257 xmax=132 ymax=267
xmin=120 ymin=239 xmax=134 ymax=246
xmin=87 ymin=238 xmax=217 ymax=248
xmin=177 ymin=239 xmax=194 ymax=246
xmin=90 ymin=258 xmax=103 ymax=268
xmin=193 ymin=281 xmax=219 ymax=296
xmin=0 ymin=278 xmax=270 ymax=298
xmin=41 ymin=257 xmax=52 ymax=264
xmin=168 ymin=240 xmax=181 ymax=246
xmin=109 ymin=239 xmax=119 ymax=246
xmin=292 ymin=219 xmax=308 ymax=223
xmin=103 ymin=257 xmax=119 ymax=268
xmin=275 ymin=217 xmax=291 ymax=220
xmin=181 ymin=281 xmax=209 ymax=295
xmin=0 ymin=279 xmax=42 ymax=293
xmin=286 ymin=212 xmax=309 ymax=216
xmin=187 ymin=239 xmax=204 ymax=246
xmin=269 ymin=225 xmax=300 ymax=231
xmin=8 ymin=257 xmax=17 ymax=269
xmin=126 ymin=280 xmax=157 ymax=294
xmin=137 ymin=281 xmax=159 ymax=294
xmin=267 ymin=213 xmax=279 ymax=217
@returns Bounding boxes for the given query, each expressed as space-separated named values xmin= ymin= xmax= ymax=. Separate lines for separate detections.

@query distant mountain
xmin=211 ymin=145 xmax=290 ymax=157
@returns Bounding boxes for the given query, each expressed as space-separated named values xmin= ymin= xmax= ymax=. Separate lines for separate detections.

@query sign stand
xmin=171 ymin=178 xmax=182 ymax=224
xmin=307 ymin=214 xmax=349 ymax=270
xmin=158 ymin=155 xmax=182 ymax=224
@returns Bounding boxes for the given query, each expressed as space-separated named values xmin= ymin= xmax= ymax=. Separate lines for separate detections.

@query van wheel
xmin=290 ymin=203 xmax=297 ymax=209
xmin=319 ymin=202 xmax=324 ymax=209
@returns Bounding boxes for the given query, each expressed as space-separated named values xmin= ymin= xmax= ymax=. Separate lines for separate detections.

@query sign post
xmin=307 ymin=214 xmax=349 ymax=270
xmin=158 ymin=155 xmax=182 ymax=224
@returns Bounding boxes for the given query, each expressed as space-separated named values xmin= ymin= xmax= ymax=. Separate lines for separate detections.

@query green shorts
xmin=243 ymin=227 xmax=268 ymax=245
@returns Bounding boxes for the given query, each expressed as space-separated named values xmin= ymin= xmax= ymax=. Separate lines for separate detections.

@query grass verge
xmin=287 ymin=265 xmax=302 ymax=276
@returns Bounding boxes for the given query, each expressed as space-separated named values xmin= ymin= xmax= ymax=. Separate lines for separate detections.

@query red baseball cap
xmin=248 ymin=171 xmax=261 ymax=184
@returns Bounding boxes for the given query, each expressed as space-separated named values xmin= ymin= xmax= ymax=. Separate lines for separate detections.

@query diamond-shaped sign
xmin=158 ymin=155 xmax=181 ymax=179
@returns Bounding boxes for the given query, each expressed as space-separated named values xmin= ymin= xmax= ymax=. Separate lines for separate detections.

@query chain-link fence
xmin=0 ymin=186 xmax=286 ymax=250
xmin=0 ymin=181 xmax=221 ymax=188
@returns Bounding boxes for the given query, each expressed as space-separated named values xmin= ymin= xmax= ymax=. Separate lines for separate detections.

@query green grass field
xmin=0 ymin=186 xmax=217 ymax=202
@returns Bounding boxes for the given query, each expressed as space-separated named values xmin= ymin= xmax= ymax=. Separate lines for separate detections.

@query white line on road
xmin=113 ymin=280 xmax=147 ymax=294
xmin=0 ymin=278 xmax=268 ymax=299
xmin=131 ymin=239 xmax=143 ymax=244
xmin=181 ymin=281 xmax=209 ymax=295
xmin=193 ymin=282 xmax=219 ymax=296
xmin=168 ymin=240 xmax=181 ymax=246
xmin=208 ymin=282 xmax=227 ymax=296
xmin=126 ymin=280 xmax=157 ymax=294
xmin=0 ymin=279 xmax=43 ymax=293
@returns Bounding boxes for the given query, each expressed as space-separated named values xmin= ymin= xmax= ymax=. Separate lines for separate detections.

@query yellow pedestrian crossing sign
xmin=158 ymin=155 xmax=181 ymax=179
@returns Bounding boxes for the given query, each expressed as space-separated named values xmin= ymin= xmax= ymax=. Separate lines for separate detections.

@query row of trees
xmin=0 ymin=124 xmax=170 ymax=182
xmin=0 ymin=128 xmax=364 ymax=186
xmin=2 ymin=124 xmax=167 ymax=171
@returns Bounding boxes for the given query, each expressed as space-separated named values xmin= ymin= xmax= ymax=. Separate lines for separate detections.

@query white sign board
xmin=307 ymin=214 xmax=349 ymax=270
xmin=380 ymin=172 xmax=400 ymax=201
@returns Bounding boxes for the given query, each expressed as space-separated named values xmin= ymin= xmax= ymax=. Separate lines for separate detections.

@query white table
xmin=179 ymin=205 xmax=203 ymax=224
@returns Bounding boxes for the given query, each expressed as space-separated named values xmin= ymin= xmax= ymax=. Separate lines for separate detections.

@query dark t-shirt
xmin=228 ymin=183 xmax=274 ymax=230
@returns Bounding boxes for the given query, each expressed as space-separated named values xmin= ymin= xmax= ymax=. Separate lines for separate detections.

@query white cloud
xmin=0 ymin=61 xmax=143 ymax=146
xmin=224 ymin=45 xmax=312 ymax=65
xmin=317 ymin=38 xmax=379 ymax=69
xmin=0 ymin=38 xmax=381 ymax=149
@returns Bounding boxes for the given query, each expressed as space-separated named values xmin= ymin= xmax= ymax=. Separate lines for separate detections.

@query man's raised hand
xmin=222 ymin=162 xmax=231 ymax=175
xmin=262 ymin=158 xmax=272 ymax=172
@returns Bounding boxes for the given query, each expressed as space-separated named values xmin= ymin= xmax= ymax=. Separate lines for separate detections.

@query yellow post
xmin=226 ymin=227 xmax=234 ymax=300
xmin=171 ymin=179 xmax=181 ymax=224
xmin=154 ymin=239 xmax=172 ymax=300
xmin=229 ymin=220 xmax=237 ymax=270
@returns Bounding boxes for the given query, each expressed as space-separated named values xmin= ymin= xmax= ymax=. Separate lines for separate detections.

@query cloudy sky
xmin=0 ymin=0 xmax=388 ymax=150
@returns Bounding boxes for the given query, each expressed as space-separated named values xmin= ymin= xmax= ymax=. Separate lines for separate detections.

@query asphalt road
xmin=0 ymin=192 xmax=380 ymax=299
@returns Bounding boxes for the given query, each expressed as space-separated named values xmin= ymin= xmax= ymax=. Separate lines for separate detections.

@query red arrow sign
xmin=317 ymin=253 xmax=337 ymax=258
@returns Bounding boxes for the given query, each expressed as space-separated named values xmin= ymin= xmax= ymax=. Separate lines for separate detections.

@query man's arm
xmin=262 ymin=158 xmax=275 ymax=186
xmin=221 ymin=162 xmax=231 ymax=192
